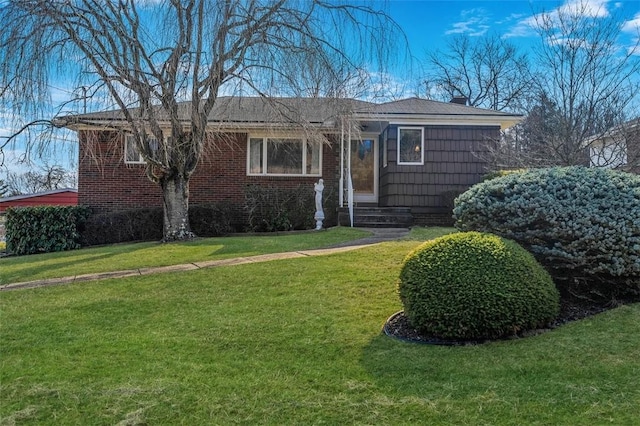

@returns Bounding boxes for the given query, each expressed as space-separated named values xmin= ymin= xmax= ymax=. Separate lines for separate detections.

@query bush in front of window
xmin=398 ymin=232 xmax=559 ymax=341
xmin=189 ymin=202 xmax=242 ymax=237
xmin=244 ymin=184 xmax=315 ymax=232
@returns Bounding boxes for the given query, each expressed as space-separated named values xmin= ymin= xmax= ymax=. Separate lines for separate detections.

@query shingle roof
xmin=66 ymin=97 xmax=372 ymax=124
xmin=60 ymin=96 xmax=521 ymax=128
xmin=363 ymin=97 xmax=518 ymax=117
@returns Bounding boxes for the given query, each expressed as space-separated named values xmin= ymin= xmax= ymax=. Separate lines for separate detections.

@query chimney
xmin=450 ymin=96 xmax=468 ymax=105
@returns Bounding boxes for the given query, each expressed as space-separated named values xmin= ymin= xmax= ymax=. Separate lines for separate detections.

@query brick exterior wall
xmin=379 ymin=125 xmax=498 ymax=214
xmin=78 ymin=124 xmax=498 ymax=227
xmin=78 ymin=130 xmax=340 ymax=216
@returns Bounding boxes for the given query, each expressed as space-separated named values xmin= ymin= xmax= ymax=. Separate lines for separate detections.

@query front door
xmin=350 ymin=138 xmax=378 ymax=203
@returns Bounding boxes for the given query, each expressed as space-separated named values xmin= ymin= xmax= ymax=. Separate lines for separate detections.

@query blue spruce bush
xmin=453 ymin=166 xmax=640 ymax=280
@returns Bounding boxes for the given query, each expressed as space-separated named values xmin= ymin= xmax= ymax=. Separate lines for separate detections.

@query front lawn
xmin=0 ymin=227 xmax=370 ymax=285
xmin=1 ymin=235 xmax=638 ymax=424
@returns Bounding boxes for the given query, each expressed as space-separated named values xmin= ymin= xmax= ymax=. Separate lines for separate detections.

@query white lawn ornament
xmin=314 ymin=179 xmax=325 ymax=230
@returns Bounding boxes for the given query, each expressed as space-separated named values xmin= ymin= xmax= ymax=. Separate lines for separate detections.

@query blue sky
xmin=388 ymin=0 xmax=640 ymax=55
xmin=1 ymin=0 xmax=639 ymax=179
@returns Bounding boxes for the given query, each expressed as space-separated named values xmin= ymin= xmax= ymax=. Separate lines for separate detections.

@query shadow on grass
xmin=359 ymin=304 xmax=640 ymax=421
xmin=0 ymin=242 xmax=163 ymax=284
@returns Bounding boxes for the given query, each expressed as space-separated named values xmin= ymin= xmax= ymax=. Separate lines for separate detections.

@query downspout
xmin=339 ymin=117 xmax=344 ymax=207
xmin=347 ymin=122 xmax=354 ymax=227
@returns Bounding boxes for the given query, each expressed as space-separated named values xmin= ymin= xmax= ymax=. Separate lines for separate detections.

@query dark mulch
xmin=383 ymin=298 xmax=626 ymax=346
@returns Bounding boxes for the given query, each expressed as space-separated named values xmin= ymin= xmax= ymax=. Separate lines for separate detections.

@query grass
xmin=1 ymin=228 xmax=638 ymax=424
xmin=0 ymin=227 xmax=370 ymax=285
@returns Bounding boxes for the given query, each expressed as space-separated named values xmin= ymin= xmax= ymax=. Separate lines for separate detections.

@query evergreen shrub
xmin=398 ymin=232 xmax=560 ymax=340
xmin=453 ymin=166 xmax=640 ymax=280
xmin=6 ymin=206 xmax=90 ymax=255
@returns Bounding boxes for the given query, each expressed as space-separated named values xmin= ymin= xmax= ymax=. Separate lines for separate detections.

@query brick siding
xmin=78 ymin=130 xmax=339 ymax=214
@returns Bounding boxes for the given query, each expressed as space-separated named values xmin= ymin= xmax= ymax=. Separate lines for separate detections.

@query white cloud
xmin=558 ymin=0 xmax=611 ymax=18
xmin=495 ymin=13 xmax=527 ymax=25
xmin=446 ymin=8 xmax=491 ymax=37
xmin=622 ymin=11 xmax=640 ymax=33
xmin=621 ymin=12 xmax=640 ymax=55
xmin=504 ymin=0 xmax=614 ymax=38
xmin=503 ymin=15 xmax=538 ymax=38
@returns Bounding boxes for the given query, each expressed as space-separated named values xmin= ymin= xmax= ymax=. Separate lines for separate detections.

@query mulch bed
xmin=383 ymin=298 xmax=622 ymax=346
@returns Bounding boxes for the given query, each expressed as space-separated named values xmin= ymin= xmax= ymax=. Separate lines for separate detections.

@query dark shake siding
xmin=379 ymin=124 xmax=499 ymax=225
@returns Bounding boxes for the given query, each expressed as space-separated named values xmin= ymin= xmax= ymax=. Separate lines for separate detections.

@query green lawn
xmin=0 ymin=227 xmax=371 ymax=285
xmin=2 ymin=229 xmax=638 ymax=424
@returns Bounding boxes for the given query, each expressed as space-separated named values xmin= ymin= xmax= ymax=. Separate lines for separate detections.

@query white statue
xmin=314 ymin=178 xmax=325 ymax=230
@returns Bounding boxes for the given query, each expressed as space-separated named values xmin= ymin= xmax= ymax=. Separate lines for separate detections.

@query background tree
xmin=0 ymin=0 xmax=401 ymax=241
xmin=0 ymin=178 xmax=8 ymax=197
xmin=587 ymin=116 xmax=640 ymax=173
xmin=522 ymin=0 xmax=640 ymax=166
xmin=2 ymin=164 xmax=77 ymax=196
xmin=421 ymin=33 xmax=534 ymax=112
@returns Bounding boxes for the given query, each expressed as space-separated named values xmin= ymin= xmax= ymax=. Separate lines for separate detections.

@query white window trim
xmin=397 ymin=126 xmax=425 ymax=166
xmin=124 ymin=134 xmax=164 ymax=165
xmin=246 ymin=135 xmax=323 ymax=177
xmin=382 ymin=133 xmax=388 ymax=168
xmin=124 ymin=134 xmax=145 ymax=164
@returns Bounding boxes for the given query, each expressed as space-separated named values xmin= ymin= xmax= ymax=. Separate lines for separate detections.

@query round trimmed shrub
xmin=398 ymin=232 xmax=560 ymax=340
xmin=453 ymin=166 xmax=640 ymax=278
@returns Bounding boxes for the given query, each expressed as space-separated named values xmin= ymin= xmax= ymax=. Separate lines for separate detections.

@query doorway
xmin=350 ymin=138 xmax=378 ymax=203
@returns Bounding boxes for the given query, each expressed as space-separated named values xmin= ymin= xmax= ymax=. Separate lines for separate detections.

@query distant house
xmin=0 ymin=188 xmax=78 ymax=214
xmin=588 ymin=118 xmax=640 ymax=174
xmin=60 ymin=96 xmax=521 ymax=227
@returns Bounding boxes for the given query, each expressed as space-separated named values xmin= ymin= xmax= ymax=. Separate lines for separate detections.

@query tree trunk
xmin=160 ymin=173 xmax=195 ymax=242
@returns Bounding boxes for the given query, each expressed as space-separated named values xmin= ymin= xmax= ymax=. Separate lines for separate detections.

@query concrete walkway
xmin=0 ymin=228 xmax=410 ymax=291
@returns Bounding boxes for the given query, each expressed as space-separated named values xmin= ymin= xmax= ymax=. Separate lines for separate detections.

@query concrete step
xmin=338 ymin=207 xmax=413 ymax=228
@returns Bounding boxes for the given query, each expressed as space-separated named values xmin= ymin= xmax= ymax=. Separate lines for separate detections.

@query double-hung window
xmin=248 ymin=136 xmax=322 ymax=176
xmin=125 ymin=134 xmax=160 ymax=164
xmin=397 ymin=127 xmax=424 ymax=165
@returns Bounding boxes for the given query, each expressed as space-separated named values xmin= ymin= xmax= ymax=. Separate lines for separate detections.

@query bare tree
xmin=0 ymin=0 xmax=401 ymax=241
xmin=0 ymin=178 xmax=8 ymax=197
xmin=588 ymin=117 xmax=640 ymax=173
xmin=422 ymin=33 xmax=534 ymax=112
xmin=3 ymin=164 xmax=77 ymax=196
xmin=523 ymin=0 xmax=640 ymax=166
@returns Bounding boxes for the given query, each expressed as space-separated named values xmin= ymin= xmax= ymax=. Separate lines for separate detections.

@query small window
xmin=125 ymin=134 xmax=160 ymax=164
xmin=247 ymin=136 xmax=322 ymax=176
xmin=397 ymin=127 xmax=424 ymax=165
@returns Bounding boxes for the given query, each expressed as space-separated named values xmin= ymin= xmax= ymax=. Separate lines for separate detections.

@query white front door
xmin=350 ymin=137 xmax=378 ymax=203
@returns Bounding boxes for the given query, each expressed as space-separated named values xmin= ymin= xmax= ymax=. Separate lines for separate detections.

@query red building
xmin=0 ymin=189 xmax=78 ymax=213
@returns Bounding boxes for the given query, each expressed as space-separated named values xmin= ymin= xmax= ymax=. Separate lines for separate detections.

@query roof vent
xmin=450 ymin=96 xmax=468 ymax=105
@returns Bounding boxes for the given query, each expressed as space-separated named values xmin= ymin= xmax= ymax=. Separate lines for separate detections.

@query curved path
xmin=1 ymin=228 xmax=409 ymax=291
